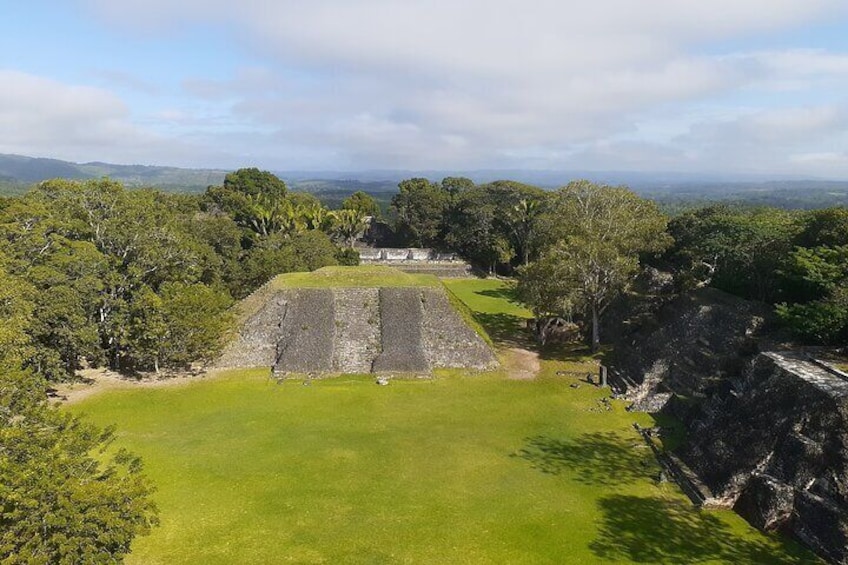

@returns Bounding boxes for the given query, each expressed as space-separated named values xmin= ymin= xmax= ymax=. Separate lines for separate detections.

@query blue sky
xmin=2 ymin=0 xmax=848 ymax=178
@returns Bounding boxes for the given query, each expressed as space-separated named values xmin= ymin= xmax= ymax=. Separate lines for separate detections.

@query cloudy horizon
xmin=2 ymin=1 xmax=848 ymax=178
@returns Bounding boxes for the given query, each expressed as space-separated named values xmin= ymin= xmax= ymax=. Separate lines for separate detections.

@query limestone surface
xmin=331 ymin=288 xmax=381 ymax=373
xmin=274 ymin=289 xmax=335 ymax=373
xmin=217 ymin=282 xmax=497 ymax=375
xmin=605 ymin=280 xmax=848 ymax=564
xmin=680 ymin=352 xmax=848 ymax=565
xmin=216 ymin=294 xmax=287 ymax=368
xmin=421 ymin=288 xmax=497 ymax=370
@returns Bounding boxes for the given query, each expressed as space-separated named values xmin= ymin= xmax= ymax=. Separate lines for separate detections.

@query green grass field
xmin=69 ymin=276 xmax=820 ymax=564
xmin=273 ymin=266 xmax=440 ymax=289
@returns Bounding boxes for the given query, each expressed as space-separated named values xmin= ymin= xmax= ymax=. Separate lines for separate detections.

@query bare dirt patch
xmin=53 ymin=368 xmax=214 ymax=405
xmin=502 ymin=347 xmax=540 ymax=380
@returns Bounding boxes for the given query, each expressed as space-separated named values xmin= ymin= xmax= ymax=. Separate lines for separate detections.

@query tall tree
xmin=0 ymin=255 xmax=34 ymax=368
xmin=330 ymin=208 xmax=368 ymax=248
xmin=444 ymin=186 xmax=513 ymax=272
xmin=520 ymin=180 xmax=670 ymax=350
xmin=204 ymin=168 xmax=288 ymax=234
xmin=795 ymin=207 xmax=848 ymax=248
xmin=222 ymin=167 xmax=287 ymax=200
xmin=342 ymin=191 xmax=380 ymax=219
xmin=504 ymin=197 xmax=542 ymax=266
xmin=483 ymin=180 xmax=547 ymax=268
xmin=159 ymin=283 xmax=234 ymax=368
xmin=391 ymin=178 xmax=450 ymax=247
xmin=666 ymin=205 xmax=800 ymax=301
xmin=776 ymin=244 xmax=848 ymax=344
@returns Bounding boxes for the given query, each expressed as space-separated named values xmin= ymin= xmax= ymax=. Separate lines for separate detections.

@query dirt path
xmin=53 ymin=368 xmax=217 ymax=405
xmin=53 ymin=346 xmax=543 ymax=404
xmin=502 ymin=347 xmax=541 ymax=380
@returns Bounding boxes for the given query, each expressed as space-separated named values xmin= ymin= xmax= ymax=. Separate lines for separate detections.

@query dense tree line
xmin=386 ymin=177 xmax=670 ymax=349
xmin=663 ymin=205 xmax=848 ymax=344
xmin=0 ymin=249 xmax=158 ymax=562
xmin=387 ymin=177 xmax=847 ymax=348
xmin=389 ymin=177 xmax=547 ymax=272
xmin=0 ymin=169 xmax=370 ymax=380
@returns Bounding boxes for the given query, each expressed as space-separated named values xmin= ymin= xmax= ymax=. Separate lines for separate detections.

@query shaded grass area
xmin=442 ymin=278 xmax=534 ymax=348
xmin=66 ymin=276 xmax=821 ymax=564
xmin=514 ymin=432 xmax=656 ymax=486
xmin=442 ymin=278 xmax=605 ymax=368
xmin=591 ymin=495 xmax=809 ymax=564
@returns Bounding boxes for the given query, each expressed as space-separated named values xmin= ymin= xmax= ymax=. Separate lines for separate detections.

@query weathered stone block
xmin=733 ymin=474 xmax=794 ymax=531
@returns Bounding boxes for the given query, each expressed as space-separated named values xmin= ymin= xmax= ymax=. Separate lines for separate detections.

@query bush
xmin=335 ymin=246 xmax=360 ymax=266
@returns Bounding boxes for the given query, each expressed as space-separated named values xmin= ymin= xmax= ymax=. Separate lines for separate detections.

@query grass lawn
xmin=273 ymin=266 xmax=440 ymax=289
xmin=68 ymin=277 xmax=820 ymax=564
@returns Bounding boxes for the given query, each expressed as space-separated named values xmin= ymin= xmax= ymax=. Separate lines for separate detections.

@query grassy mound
xmin=274 ymin=265 xmax=440 ymax=289
xmin=443 ymin=278 xmax=534 ymax=348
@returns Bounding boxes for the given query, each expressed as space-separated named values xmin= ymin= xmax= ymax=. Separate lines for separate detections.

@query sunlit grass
xmin=274 ymin=265 xmax=440 ymax=289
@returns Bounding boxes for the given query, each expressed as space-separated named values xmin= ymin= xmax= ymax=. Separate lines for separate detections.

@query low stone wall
xmin=358 ymin=247 xmax=462 ymax=263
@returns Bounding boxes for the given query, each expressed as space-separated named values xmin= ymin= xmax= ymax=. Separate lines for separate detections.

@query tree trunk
xmin=591 ymin=302 xmax=600 ymax=352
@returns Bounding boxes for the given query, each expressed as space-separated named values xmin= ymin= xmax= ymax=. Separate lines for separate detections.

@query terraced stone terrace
xmin=217 ymin=266 xmax=497 ymax=374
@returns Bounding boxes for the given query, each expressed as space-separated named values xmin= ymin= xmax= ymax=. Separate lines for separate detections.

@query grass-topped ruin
xmin=217 ymin=266 xmax=498 ymax=375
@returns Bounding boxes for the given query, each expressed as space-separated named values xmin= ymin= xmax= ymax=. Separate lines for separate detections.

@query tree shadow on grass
xmin=513 ymin=433 xmax=655 ymax=487
xmin=473 ymin=312 xmax=533 ymax=348
xmin=476 ymin=287 xmax=520 ymax=301
xmin=590 ymin=495 xmax=819 ymax=564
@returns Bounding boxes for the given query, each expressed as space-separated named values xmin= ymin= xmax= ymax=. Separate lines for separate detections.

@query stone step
xmin=332 ymin=288 xmax=381 ymax=373
xmin=371 ymin=287 xmax=429 ymax=373
xmin=274 ymin=289 xmax=335 ymax=373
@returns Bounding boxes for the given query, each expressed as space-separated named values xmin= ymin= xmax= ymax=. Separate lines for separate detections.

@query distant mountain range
xmin=1 ymin=153 xmax=847 ymax=209
xmin=0 ymin=153 xmax=228 ymax=193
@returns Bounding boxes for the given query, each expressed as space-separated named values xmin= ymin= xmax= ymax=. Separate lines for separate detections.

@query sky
xmin=2 ymin=1 xmax=848 ymax=178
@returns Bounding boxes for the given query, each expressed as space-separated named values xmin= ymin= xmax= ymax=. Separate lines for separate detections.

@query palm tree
xmin=505 ymin=198 xmax=540 ymax=266
xmin=330 ymin=209 xmax=368 ymax=248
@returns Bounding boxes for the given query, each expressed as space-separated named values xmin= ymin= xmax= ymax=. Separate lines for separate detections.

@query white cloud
xmin=0 ymin=70 xmax=229 ymax=167
xmin=0 ymin=70 xmax=130 ymax=148
xmin=791 ymin=152 xmax=848 ymax=163
xmin=50 ymin=1 xmax=848 ymax=174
